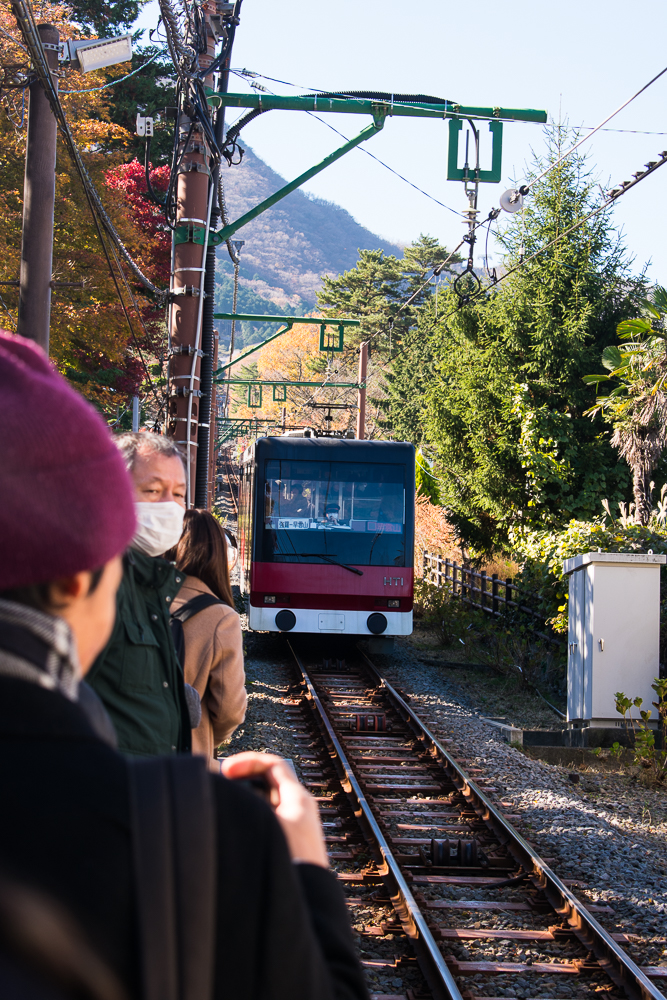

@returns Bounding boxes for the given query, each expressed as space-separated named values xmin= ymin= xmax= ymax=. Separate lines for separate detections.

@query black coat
xmin=0 ymin=678 xmax=368 ymax=1000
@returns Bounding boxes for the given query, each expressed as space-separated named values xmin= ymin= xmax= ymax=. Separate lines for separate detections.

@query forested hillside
xmin=214 ymin=145 xmax=401 ymax=349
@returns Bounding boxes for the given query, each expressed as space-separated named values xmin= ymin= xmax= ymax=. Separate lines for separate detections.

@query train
xmin=238 ymin=434 xmax=415 ymax=637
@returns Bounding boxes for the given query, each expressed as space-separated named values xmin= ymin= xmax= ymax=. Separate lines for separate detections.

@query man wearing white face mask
xmin=87 ymin=433 xmax=192 ymax=757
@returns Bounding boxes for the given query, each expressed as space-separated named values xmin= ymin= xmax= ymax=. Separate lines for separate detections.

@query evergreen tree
xmin=317 ymin=235 xmax=460 ymax=358
xmin=69 ymin=0 xmax=147 ymax=34
xmin=388 ymin=127 xmax=645 ymax=551
xmin=101 ymin=46 xmax=177 ymax=163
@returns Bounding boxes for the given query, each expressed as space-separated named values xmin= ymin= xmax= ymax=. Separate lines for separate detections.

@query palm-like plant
xmin=585 ymin=287 xmax=667 ymax=525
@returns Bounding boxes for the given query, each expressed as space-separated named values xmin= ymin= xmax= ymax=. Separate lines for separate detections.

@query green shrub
xmin=510 ymin=517 xmax=667 ymax=625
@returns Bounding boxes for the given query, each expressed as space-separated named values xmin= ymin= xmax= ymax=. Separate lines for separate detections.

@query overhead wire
xmin=13 ymin=0 xmax=168 ymax=302
xmin=518 ymin=63 xmax=667 ymax=195
xmin=218 ymin=62 xmax=667 ymax=421
xmin=362 ymin=146 xmax=667 ymax=399
xmin=234 ymin=68 xmax=667 ymax=137
xmin=59 ymin=50 xmax=163 ymax=94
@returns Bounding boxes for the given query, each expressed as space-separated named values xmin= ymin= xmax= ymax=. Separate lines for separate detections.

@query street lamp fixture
xmin=60 ymin=33 xmax=132 ymax=73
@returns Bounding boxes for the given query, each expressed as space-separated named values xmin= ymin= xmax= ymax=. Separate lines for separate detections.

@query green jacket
xmin=87 ymin=549 xmax=191 ymax=757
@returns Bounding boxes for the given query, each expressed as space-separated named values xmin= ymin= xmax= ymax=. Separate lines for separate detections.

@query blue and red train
xmin=238 ymin=435 xmax=415 ymax=637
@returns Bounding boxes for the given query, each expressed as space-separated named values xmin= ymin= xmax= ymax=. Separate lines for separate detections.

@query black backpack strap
xmin=128 ymin=756 xmax=217 ymax=1000
xmin=170 ymin=594 xmax=223 ymax=624
xmin=170 ymin=595 xmax=223 ymax=668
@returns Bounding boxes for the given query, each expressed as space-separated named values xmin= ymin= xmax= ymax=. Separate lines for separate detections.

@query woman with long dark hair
xmin=170 ymin=510 xmax=246 ymax=762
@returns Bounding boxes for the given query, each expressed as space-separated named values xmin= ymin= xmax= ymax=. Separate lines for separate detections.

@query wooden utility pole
xmin=356 ymin=341 xmax=368 ymax=439
xmin=17 ymin=23 xmax=59 ymax=353
xmin=166 ymin=5 xmax=217 ymax=507
xmin=169 ymin=0 xmax=240 ymax=508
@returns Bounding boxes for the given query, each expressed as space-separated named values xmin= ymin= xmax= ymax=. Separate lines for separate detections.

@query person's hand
xmin=221 ymin=752 xmax=329 ymax=868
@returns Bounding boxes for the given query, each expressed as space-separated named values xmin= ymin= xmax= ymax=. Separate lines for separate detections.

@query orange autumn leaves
xmin=0 ymin=0 xmax=168 ymax=415
xmin=229 ymin=322 xmax=358 ymax=435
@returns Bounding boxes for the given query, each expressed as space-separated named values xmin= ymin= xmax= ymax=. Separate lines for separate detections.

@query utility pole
xmin=195 ymin=1 xmax=240 ymax=508
xmin=17 ymin=23 xmax=59 ymax=353
xmin=207 ymin=328 xmax=219 ymax=509
xmin=166 ymin=0 xmax=239 ymax=509
xmin=356 ymin=341 xmax=368 ymax=440
xmin=167 ymin=2 xmax=220 ymax=507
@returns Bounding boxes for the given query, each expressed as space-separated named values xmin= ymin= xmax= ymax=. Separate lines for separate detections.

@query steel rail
xmin=288 ymin=641 xmax=464 ymax=1000
xmin=357 ymin=646 xmax=665 ymax=1000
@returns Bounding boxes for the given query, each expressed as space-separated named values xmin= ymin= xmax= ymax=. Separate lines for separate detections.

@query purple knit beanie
xmin=0 ymin=331 xmax=136 ymax=589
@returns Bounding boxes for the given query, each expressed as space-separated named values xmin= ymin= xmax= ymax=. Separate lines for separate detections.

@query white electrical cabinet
xmin=563 ymin=551 xmax=665 ymax=727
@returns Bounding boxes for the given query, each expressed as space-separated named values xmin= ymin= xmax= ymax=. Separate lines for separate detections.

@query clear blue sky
xmin=136 ymin=0 xmax=667 ymax=278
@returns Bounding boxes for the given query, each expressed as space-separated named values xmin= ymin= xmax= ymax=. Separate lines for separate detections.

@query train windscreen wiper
xmin=297 ymin=553 xmax=363 ymax=576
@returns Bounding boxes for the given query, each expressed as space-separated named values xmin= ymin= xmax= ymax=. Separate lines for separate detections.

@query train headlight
xmin=367 ymin=613 xmax=387 ymax=635
xmin=388 ymin=599 xmax=400 ymax=608
xmin=264 ymin=595 xmax=276 ymax=604
xmin=275 ymin=609 xmax=296 ymax=631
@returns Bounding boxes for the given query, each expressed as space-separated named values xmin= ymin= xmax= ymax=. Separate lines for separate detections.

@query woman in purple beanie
xmin=0 ymin=331 xmax=367 ymax=1000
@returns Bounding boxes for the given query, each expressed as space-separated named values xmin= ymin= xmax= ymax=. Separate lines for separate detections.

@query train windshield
xmin=261 ymin=459 xmax=406 ymax=567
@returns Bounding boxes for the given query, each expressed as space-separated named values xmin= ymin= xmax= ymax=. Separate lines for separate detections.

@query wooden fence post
xmin=480 ymin=571 xmax=487 ymax=610
xmin=492 ymin=573 xmax=499 ymax=614
xmin=506 ymin=577 xmax=513 ymax=609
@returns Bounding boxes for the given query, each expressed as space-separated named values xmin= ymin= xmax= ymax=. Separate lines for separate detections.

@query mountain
xmin=214 ymin=144 xmax=402 ymax=350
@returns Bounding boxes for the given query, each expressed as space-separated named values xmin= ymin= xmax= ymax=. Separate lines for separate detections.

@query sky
xmin=135 ymin=0 xmax=667 ymax=278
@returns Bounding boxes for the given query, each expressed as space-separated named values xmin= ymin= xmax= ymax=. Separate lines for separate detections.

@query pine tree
xmin=388 ymin=127 xmax=646 ymax=551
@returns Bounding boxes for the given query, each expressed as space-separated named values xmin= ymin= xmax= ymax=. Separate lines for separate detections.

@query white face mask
xmin=132 ymin=501 xmax=185 ymax=558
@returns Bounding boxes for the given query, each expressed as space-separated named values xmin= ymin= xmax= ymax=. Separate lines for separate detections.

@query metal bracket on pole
xmin=247 ymin=384 xmax=262 ymax=408
xmin=447 ymin=119 xmax=503 ymax=182
xmin=207 ymin=90 xmax=547 ymax=125
xmin=174 ymin=223 xmax=224 ymax=247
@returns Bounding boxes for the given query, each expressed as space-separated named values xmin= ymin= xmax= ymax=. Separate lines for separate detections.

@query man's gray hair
xmin=115 ymin=432 xmax=185 ymax=472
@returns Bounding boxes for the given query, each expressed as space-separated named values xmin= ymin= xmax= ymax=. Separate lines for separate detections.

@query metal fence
xmin=421 ymin=551 xmax=558 ymax=642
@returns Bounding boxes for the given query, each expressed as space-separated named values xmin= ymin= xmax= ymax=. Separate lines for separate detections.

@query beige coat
xmin=171 ymin=576 xmax=246 ymax=761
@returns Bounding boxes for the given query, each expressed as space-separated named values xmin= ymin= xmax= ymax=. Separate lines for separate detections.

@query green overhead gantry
xmin=213 ymin=314 xmax=362 ymax=412
xmin=206 ymin=92 xmax=547 ymax=243
xmin=210 ymin=92 xmax=548 ymax=434
xmin=213 ymin=314 xmax=360 ymax=378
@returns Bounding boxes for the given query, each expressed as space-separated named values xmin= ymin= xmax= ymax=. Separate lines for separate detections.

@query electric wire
xmin=59 ymin=50 xmax=162 ymax=94
xmin=13 ymin=0 xmax=167 ymax=409
xmin=303 ymin=109 xmax=465 ymax=218
xmin=520 ymin=63 xmax=667 ymax=194
xmin=363 ymin=146 xmax=667 ymax=397
xmin=219 ymin=65 xmax=667 ymax=420
xmin=13 ymin=0 xmax=168 ymax=301
xmin=0 ymin=290 xmax=17 ymax=328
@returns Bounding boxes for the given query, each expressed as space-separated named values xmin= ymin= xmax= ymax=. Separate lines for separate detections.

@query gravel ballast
xmin=222 ymin=623 xmax=667 ymax=996
xmin=374 ymin=637 xmax=667 ymax=983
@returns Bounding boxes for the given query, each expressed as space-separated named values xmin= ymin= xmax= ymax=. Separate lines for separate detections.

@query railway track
xmin=281 ymin=640 xmax=666 ymax=1000
xmin=215 ymin=448 xmax=239 ymax=520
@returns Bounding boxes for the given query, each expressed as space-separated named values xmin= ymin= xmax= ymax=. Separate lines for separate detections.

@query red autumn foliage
xmin=104 ymin=159 xmax=171 ymax=286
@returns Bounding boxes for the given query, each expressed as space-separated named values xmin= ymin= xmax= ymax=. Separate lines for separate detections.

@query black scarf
xmin=0 ymin=600 xmax=117 ymax=746
xmin=0 ymin=599 xmax=79 ymax=700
